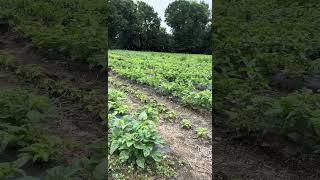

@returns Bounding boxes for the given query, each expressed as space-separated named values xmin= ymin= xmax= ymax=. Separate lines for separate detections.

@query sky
xmin=136 ymin=0 xmax=212 ymax=32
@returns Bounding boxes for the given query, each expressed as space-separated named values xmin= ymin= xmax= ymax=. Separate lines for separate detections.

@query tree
xmin=136 ymin=1 xmax=161 ymax=51
xmin=107 ymin=0 xmax=140 ymax=49
xmin=165 ymin=0 xmax=210 ymax=53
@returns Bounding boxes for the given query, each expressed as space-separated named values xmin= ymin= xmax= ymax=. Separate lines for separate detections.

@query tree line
xmin=107 ymin=0 xmax=212 ymax=54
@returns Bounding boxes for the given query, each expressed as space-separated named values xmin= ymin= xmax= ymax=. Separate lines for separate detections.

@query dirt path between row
xmin=109 ymin=75 xmax=212 ymax=179
xmin=214 ymin=125 xmax=320 ymax=180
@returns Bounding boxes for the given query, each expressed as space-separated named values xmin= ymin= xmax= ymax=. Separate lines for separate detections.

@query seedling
xmin=180 ymin=119 xmax=192 ymax=129
xmin=196 ymin=127 xmax=208 ymax=138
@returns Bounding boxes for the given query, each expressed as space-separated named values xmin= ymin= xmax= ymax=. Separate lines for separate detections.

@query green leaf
xmin=126 ymin=141 xmax=134 ymax=147
xmin=136 ymin=157 xmax=145 ymax=169
xmin=151 ymin=152 xmax=162 ymax=162
xmin=13 ymin=156 xmax=30 ymax=168
xmin=138 ymin=111 xmax=148 ymax=121
xmin=119 ymin=151 xmax=130 ymax=162
xmin=143 ymin=147 xmax=151 ymax=157
xmin=133 ymin=143 xmax=145 ymax=150
xmin=110 ymin=141 xmax=119 ymax=154
xmin=26 ymin=110 xmax=42 ymax=122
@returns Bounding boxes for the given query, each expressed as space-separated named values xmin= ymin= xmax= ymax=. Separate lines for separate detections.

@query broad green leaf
xmin=136 ymin=157 xmax=145 ymax=169
xmin=119 ymin=151 xmax=130 ymax=162
xmin=138 ymin=111 xmax=148 ymax=121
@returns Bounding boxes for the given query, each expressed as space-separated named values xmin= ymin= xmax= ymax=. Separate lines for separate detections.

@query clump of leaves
xmin=18 ymin=139 xmax=61 ymax=163
xmin=135 ymin=105 xmax=159 ymax=122
xmin=196 ymin=127 xmax=208 ymax=138
xmin=109 ymin=111 xmax=163 ymax=169
xmin=0 ymin=157 xmax=29 ymax=179
xmin=164 ymin=111 xmax=176 ymax=122
xmin=0 ymin=50 xmax=15 ymax=70
xmin=108 ymin=89 xmax=128 ymax=115
xmin=0 ymin=89 xmax=56 ymax=126
xmin=15 ymin=64 xmax=45 ymax=82
xmin=180 ymin=119 xmax=192 ymax=129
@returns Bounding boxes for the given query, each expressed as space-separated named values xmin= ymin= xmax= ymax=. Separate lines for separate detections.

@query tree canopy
xmin=107 ymin=0 xmax=212 ymax=54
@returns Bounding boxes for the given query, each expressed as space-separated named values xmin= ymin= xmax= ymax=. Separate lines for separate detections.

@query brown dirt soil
xmin=0 ymin=27 xmax=106 ymax=177
xmin=213 ymin=128 xmax=320 ymax=180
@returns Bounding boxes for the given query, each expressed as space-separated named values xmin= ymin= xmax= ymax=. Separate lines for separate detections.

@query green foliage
xmin=135 ymin=105 xmax=160 ymax=122
xmin=107 ymin=0 xmax=211 ymax=54
xmin=0 ymin=89 xmax=66 ymax=179
xmin=18 ymin=141 xmax=60 ymax=163
xmin=196 ymin=127 xmax=208 ymax=138
xmin=165 ymin=0 xmax=211 ymax=53
xmin=180 ymin=119 xmax=192 ymax=129
xmin=107 ymin=0 xmax=172 ymax=52
xmin=164 ymin=111 xmax=176 ymax=122
xmin=214 ymin=0 xmax=320 ymax=151
xmin=107 ymin=86 xmax=177 ymax=178
xmin=108 ymin=89 xmax=128 ymax=118
xmin=109 ymin=112 xmax=163 ymax=169
xmin=0 ymin=50 xmax=15 ymax=70
xmin=0 ymin=0 xmax=107 ymax=68
xmin=44 ymin=164 xmax=81 ymax=180
xmin=0 ymin=89 xmax=55 ymax=126
xmin=0 ymin=157 xmax=29 ymax=179
xmin=109 ymin=50 xmax=212 ymax=110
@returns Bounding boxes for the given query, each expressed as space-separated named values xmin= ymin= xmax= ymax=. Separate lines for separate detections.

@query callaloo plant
xmin=0 ymin=157 xmax=29 ymax=179
xmin=196 ymin=127 xmax=208 ymax=138
xmin=156 ymin=103 xmax=167 ymax=113
xmin=0 ymin=89 xmax=56 ymax=126
xmin=0 ymin=50 xmax=15 ymax=70
xmin=135 ymin=105 xmax=159 ymax=122
xmin=181 ymin=119 xmax=192 ymax=129
xmin=108 ymin=50 xmax=212 ymax=110
xmin=15 ymin=64 xmax=45 ymax=82
xmin=164 ymin=111 xmax=176 ymax=122
xmin=109 ymin=112 xmax=163 ymax=169
xmin=18 ymin=137 xmax=62 ymax=163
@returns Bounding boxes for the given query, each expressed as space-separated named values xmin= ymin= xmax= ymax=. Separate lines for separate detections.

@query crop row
xmin=108 ymin=50 xmax=212 ymax=110
xmin=0 ymin=0 xmax=107 ymax=68
xmin=214 ymin=0 xmax=320 ymax=152
xmin=0 ymin=51 xmax=106 ymax=179
xmin=0 ymin=50 xmax=106 ymax=122
xmin=108 ymin=77 xmax=210 ymax=138
xmin=107 ymin=87 xmax=178 ymax=179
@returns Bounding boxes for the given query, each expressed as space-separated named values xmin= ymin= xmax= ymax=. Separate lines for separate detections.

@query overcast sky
xmin=136 ymin=0 xmax=212 ymax=32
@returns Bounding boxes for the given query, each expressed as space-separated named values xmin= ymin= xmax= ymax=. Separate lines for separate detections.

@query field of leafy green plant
xmin=0 ymin=50 xmax=107 ymax=179
xmin=0 ymin=88 xmax=71 ymax=178
xmin=0 ymin=0 xmax=107 ymax=68
xmin=214 ymin=0 xmax=320 ymax=152
xmin=109 ymin=50 xmax=212 ymax=110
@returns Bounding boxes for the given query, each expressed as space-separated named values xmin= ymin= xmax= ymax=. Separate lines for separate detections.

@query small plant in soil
xmin=196 ymin=127 xmax=208 ymax=138
xmin=0 ymin=157 xmax=29 ymax=179
xmin=180 ymin=119 xmax=192 ymax=129
xmin=164 ymin=111 xmax=176 ymax=122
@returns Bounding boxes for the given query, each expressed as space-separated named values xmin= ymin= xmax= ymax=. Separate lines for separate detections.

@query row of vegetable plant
xmin=108 ymin=50 xmax=212 ymax=110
